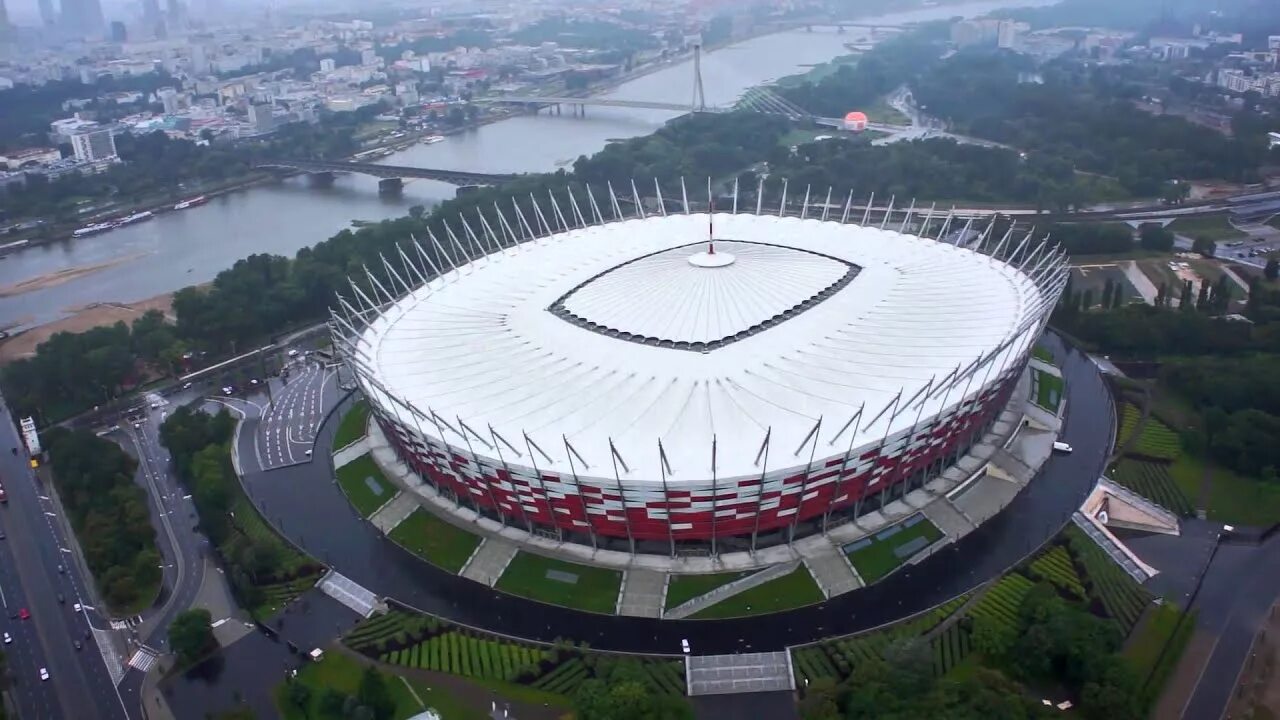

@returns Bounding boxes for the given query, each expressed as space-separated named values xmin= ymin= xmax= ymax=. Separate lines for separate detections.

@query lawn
xmin=276 ymin=648 xmax=429 ymax=720
xmin=688 ymin=565 xmax=824 ymax=619
xmin=1168 ymin=214 xmax=1245 ymax=242
xmin=1125 ymin=603 xmax=1196 ymax=708
xmin=846 ymin=516 xmax=944 ymax=584
xmin=388 ymin=509 xmax=483 ymax=574
xmin=1033 ymin=368 xmax=1064 ymax=413
xmin=1172 ymin=455 xmax=1280 ymax=526
xmin=1032 ymin=345 xmax=1055 ymax=364
xmin=334 ymin=400 xmax=371 ymax=449
xmin=337 ymin=453 xmax=395 ymax=517
xmin=664 ymin=571 xmax=754 ymax=610
xmin=495 ymin=552 xmax=622 ymax=614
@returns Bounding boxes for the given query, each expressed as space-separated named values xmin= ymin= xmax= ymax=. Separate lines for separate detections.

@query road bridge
xmin=256 ymin=159 xmax=517 ymax=187
xmin=474 ymin=96 xmax=721 ymax=114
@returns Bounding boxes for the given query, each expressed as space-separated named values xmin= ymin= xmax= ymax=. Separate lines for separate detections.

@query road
xmin=0 ymin=398 xmax=129 ymax=720
xmin=226 ymin=332 xmax=1115 ymax=654
xmin=255 ymin=360 xmax=338 ymax=471
xmin=1181 ymin=534 xmax=1280 ymax=719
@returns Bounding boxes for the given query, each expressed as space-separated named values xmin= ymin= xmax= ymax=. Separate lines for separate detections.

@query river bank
xmin=0 ymin=287 xmax=193 ymax=364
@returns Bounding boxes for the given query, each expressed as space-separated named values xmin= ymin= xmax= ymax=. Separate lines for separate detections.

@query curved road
xmin=228 ymin=332 xmax=1111 ymax=653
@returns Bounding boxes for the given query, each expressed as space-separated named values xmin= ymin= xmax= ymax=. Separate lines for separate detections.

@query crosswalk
xmin=128 ymin=647 xmax=159 ymax=673
xmin=109 ymin=616 xmax=143 ymax=631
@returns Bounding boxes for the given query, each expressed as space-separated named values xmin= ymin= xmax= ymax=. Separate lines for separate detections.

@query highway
xmin=0 ymin=397 xmax=129 ymax=720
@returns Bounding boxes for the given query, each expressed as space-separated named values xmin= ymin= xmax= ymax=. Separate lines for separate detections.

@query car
xmin=73 ymin=640 xmax=82 ymax=651
xmin=38 ymin=668 xmax=48 ymax=681
xmin=18 ymin=608 xmax=29 ymax=620
xmin=0 ymin=485 xmax=7 ymax=504
xmin=222 ymin=386 xmax=234 ymax=396
xmin=149 ymin=401 xmax=161 ymax=409
xmin=1053 ymin=441 xmax=1074 ymax=454
xmin=182 ymin=382 xmax=193 ymax=389
xmin=0 ymin=531 xmax=6 ymax=540
xmin=73 ymin=603 xmax=82 ymax=613
xmin=681 ymin=638 xmax=691 ymax=654
xmin=2 ymin=632 xmax=10 ymax=644
xmin=305 ymin=449 xmax=313 ymax=457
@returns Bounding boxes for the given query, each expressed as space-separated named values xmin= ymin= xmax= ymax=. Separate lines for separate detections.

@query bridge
xmin=255 ymin=159 xmax=517 ymax=187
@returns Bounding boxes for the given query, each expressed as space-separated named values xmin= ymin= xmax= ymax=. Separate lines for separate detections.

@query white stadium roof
xmin=354 ymin=213 xmax=1046 ymax=483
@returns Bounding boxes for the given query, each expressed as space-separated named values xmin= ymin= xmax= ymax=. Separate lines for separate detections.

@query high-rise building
xmin=165 ymin=0 xmax=185 ymax=31
xmin=38 ymin=0 xmax=57 ymax=27
xmin=997 ymin=20 xmax=1019 ymax=49
xmin=142 ymin=0 xmax=163 ymax=36
xmin=158 ymin=87 xmax=182 ymax=114
xmin=248 ymin=103 xmax=274 ymax=132
xmin=0 ymin=0 xmax=10 ymax=32
xmin=70 ymin=129 xmax=117 ymax=162
xmin=1270 ymin=36 xmax=1280 ymax=51
xmin=61 ymin=0 xmax=105 ymax=33
xmin=319 ymin=57 xmax=336 ymax=73
xmin=190 ymin=44 xmax=209 ymax=74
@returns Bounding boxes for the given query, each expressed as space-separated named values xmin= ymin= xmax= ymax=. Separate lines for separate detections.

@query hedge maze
xmin=344 ymin=608 xmax=687 ymax=700
xmin=791 ymin=527 xmax=1154 ymax=687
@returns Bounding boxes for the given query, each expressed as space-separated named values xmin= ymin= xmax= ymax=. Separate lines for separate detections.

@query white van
xmin=1052 ymin=441 xmax=1073 ymax=454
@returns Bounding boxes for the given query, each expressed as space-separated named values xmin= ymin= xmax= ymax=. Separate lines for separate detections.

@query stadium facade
xmin=332 ymin=180 xmax=1069 ymax=555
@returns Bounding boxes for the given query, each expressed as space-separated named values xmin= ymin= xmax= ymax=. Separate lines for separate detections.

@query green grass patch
xmin=388 ymin=509 xmax=483 ymax=574
xmin=1033 ymin=368 xmax=1064 ymax=413
xmin=405 ymin=679 xmax=489 ymax=720
xmin=495 ymin=552 xmax=622 ymax=614
xmin=846 ymin=516 xmax=944 ymax=584
xmin=334 ymin=400 xmax=371 ymax=449
xmin=336 ymin=454 xmax=395 ymax=517
xmin=471 ymin=678 xmax=573 ymax=708
xmin=688 ymin=565 xmax=824 ymax=619
xmin=1117 ymin=404 xmax=1181 ymax=461
xmin=275 ymin=649 xmax=427 ymax=720
xmin=1172 ymin=455 xmax=1280 ymax=526
xmin=1126 ymin=604 xmax=1197 ymax=709
xmin=1032 ymin=345 xmax=1055 ymax=364
xmin=1110 ymin=459 xmax=1195 ymax=516
xmin=664 ymin=571 xmax=754 ymax=610
xmin=1167 ymin=214 xmax=1245 ymax=242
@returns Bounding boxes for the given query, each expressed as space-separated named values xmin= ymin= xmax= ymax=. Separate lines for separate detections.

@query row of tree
xmin=43 ymin=427 xmax=161 ymax=611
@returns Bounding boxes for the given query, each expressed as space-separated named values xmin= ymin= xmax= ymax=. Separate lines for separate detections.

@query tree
xmin=1266 ymin=258 xmax=1279 ymax=281
xmin=1139 ymin=223 xmax=1175 ymax=252
xmin=169 ymin=608 xmax=217 ymax=666
xmin=355 ymin=666 xmax=396 ymax=720
xmin=286 ymin=680 xmax=312 ymax=718
xmin=1101 ymin=279 xmax=1114 ymax=309
xmin=1191 ymin=236 xmax=1217 ymax=258
xmin=797 ymin=677 xmax=841 ymax=720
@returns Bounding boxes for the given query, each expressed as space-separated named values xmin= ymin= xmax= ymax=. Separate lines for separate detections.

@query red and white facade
xmin=333 ymin=185 xmax=1067 ymax=553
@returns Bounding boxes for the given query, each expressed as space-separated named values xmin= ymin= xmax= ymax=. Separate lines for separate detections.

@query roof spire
xmin=709 ymin=196 xmax=715 ymax=254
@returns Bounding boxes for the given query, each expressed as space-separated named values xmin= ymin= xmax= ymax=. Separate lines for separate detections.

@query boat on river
xmin=72 ymin=221 xmax=117 ymax=237
xmin=174 ymin=196 xmax=208 ymax=211
xmin=116 ymin=211 xmax=154 ymax=226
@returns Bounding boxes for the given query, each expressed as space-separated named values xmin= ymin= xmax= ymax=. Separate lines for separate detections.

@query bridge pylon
xmin=692 ymin=44 xmax=707 ymax=113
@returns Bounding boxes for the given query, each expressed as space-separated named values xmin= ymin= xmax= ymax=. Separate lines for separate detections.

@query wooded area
xmin=43 ymin=427 xmax=161 ymax=612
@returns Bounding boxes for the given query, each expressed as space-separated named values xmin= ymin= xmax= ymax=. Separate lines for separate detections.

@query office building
xmin=997 ymin=20 xmax=1019 ymax=49
xmin=158 ymin=87 xmax=183 ymax=114
xmin=190 ymin=44 xmax=209 ymax=74
xmin=320 ymin=57 xmax=336 ymax=73
xmin=38 ymin=0 xmax=56 ymax=27
xmin=0 ymin=0 xmax=9 ymax=32
xmin=70 ymin=128 xmax=117 ymax=162
xmin=110 ymin=20 xmax=126 ymax=42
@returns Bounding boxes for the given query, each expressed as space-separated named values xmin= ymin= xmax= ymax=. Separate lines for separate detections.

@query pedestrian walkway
xmin=319 ymin=570 xmax=380 ymax=618
xmin=334 ymin=437 xmax=370 ymax=470
xmin=664 ymin=561 xmax=802 ymax=620
xmin=129 ymin=646 xmax=159 ymax=673
xmin=921 ymin=497 xmax=976 ymax=539
xmin=93 ymin=626 xmax=128 ymax=685
xmin=616 ymin=568 xmax=666 ymax=618
xmin=797 ymin=542 xmax=861 ymax=598
xmin=460 ymin=538 xmax=518 ymax=587
xmin=370 ymin=491 xmax=417 ymax=533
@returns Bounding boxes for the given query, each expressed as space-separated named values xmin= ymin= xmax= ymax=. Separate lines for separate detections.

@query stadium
xmin=332 ymin=182 xmax=1069 ymax=557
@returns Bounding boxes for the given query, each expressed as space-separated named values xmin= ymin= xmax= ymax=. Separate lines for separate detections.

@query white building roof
xmin=357 ymin=214 xmax=1046 ymax=484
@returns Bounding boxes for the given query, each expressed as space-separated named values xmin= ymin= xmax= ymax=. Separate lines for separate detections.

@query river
xmin=0 ymin=0 xmax=1052 ymax=331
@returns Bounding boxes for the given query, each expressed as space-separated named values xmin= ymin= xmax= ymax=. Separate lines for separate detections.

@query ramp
xmin=686 ymin=651 xmax=795 ymax=696
xmin=318 ymin=569 xmax=379 ymax=617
